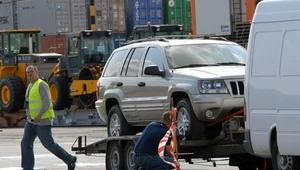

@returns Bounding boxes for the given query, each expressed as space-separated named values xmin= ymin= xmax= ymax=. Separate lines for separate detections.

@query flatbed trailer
xmin=71 ymin=118 xmax=271 ymax=170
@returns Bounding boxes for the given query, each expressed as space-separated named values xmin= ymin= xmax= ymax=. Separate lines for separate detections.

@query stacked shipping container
xmin=17 ymin=0 xmax=89 ymax=34
xmin=0 ymin=0 xmax=256 ymax=52
xmin=164 ymin=0 xmax=192 ymax=34
xmin=0 ymin=0 xmax=15 ymax=30
xmin=125 ymin=0 xmax=164 ymax=32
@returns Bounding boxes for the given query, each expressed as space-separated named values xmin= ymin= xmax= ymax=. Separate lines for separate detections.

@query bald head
xmin=161 ymin=111 xmax=172 ymax=127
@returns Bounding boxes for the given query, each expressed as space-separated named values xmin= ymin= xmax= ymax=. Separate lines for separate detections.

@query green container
xmin=164 ymin=0 xmax=192 ymax=32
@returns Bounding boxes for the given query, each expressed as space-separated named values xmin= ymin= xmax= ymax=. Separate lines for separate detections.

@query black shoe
xmin=68 ymin=156 xmax=77 ymax=170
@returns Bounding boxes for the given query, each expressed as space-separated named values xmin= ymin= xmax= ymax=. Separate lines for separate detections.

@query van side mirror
xmin=144 ymin=65 xmax=165 ymax=77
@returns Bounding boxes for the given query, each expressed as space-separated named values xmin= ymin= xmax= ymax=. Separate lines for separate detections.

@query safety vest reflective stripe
xmin=29 ymin=107 xmax=54 ymax=113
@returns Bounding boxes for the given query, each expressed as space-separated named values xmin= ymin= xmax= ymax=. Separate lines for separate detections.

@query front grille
xmin=229 ymin=80 xmax=244 ymax=96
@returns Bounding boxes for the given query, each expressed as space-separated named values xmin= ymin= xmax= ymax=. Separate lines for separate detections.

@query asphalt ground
xmin=0 ymin=127 xmax=239 ymax=170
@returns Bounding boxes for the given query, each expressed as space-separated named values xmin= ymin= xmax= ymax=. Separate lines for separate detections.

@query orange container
xmin=246 ymin=0 xmax=257 ymax=21
xmin=41 ymin=34 xmax=67 ymax=55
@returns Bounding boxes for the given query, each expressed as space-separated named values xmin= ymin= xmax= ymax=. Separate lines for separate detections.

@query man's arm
xmin=165 ymin=145 xmax=173 ymax=157
xmin=37 ymin=82 xmax=51 ymax=117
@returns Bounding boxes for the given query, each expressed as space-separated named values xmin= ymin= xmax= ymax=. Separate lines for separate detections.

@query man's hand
xmin=33 ymin=115 xmax=41 ymax=122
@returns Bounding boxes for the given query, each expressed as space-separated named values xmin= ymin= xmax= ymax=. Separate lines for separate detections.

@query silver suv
xmin=96 ymin=38 xmax=246 ymax=140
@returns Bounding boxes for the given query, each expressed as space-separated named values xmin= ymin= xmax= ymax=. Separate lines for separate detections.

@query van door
xmin=277 ymin=28 xmax=300 ymax=155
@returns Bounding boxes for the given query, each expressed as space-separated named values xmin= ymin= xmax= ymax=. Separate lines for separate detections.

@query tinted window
xmin=165 ymin=44 xmax=246 ymax=69
xmin=103 ymin=50 xmax=127 ymax=77
xmin=126 ymin=48 xmax=144 ymax=77
xmin=142 ymin=48 xmax=164 ymax=75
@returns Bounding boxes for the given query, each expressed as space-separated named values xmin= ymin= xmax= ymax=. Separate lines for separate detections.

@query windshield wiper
xmin=174 ymin=64 xmax=219 ymax=69
xmin=216 ymin=62 xmax=245 ymax=66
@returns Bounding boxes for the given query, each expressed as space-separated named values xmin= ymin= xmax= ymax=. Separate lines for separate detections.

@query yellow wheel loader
xmin=0 ymin=29 xmax=62 ymax=113
xmin=47 ymin=30 xmax=114 ymax=110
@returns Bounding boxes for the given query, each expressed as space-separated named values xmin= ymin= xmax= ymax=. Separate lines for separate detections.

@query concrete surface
xmin=0 ymin=126 xmax=239 ymax=170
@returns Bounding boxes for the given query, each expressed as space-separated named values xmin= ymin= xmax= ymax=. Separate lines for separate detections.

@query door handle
xmin=116 ymin=82 xmax=123 ymax=86
xmin=138 ymin=82 xmax=146 ymax=87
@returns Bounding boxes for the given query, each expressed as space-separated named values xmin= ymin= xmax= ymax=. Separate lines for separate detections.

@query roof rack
xmin=122 ymin=37 xmax=169 ymax=46
xmin=121 ymin=34 xmax=229 ymax=47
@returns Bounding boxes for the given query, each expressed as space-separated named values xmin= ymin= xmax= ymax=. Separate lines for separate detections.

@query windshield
xmin=1 ymin=32 xmax=40 ymax=55
xmin=165 ymin=44 xmax=247 ymax=69
xmin=81 ymin=36 xmax=115 ymax=63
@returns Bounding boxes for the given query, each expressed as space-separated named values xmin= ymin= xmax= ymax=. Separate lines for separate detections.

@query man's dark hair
xmin=162 ymin=111 xmax=172 ymax=125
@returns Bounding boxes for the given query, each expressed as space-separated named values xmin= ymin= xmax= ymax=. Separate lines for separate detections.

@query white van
xmin=244 ymin=0 xmax=300 ymax=169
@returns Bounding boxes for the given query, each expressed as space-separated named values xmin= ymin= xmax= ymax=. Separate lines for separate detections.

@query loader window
xmin=82 ymin=36 xmax=114 ymax=64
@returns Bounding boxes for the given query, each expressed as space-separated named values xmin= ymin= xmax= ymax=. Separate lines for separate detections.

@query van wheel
xmin=106 ymin=141 xmax=124 ymax=170
xmin=107 ymin=105 xmax=133 ymax=137
xmin=124 ymin=141 xmax=136 ymax=170
xmin=176 ymin=98 xmax=205 ymax=140
xmin=272 ymin=141 xmax=300 ymax=170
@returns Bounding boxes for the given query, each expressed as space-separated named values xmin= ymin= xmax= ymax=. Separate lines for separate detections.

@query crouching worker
xmin=133 ymin=111 xmax=175 ymax=170
xmin=21 ymin=65 xmax=77 ymax=170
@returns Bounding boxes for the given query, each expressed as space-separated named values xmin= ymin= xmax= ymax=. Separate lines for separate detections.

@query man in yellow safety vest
xmin=21 ymin=65 xmax=77 ymax=170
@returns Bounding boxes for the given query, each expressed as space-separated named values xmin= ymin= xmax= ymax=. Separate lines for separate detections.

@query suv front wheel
xmin=176 ymin=98 xmax=205 ymax=140
xmin=107 ymin=105 xmax=133 ymax=136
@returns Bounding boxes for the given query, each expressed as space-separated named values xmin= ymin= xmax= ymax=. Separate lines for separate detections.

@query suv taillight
xmin=96 ymin=81 xmax=100 ymax=100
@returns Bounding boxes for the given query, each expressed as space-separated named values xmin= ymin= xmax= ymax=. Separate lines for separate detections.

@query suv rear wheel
xmin=107 ymin=105 xmax=133 ymax=136
xmin=176 ymin=98 xmax=205 ymax=140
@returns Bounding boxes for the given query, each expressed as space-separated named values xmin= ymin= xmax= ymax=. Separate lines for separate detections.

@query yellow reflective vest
xmin=28 ymin=79 xmax=55 ymax=120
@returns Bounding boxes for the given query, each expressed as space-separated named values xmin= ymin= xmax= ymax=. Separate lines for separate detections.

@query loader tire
xmin=0 ymin=76 xmax=25 ymax=113
xmin=48 ymin=75 xmax=70 ymax=110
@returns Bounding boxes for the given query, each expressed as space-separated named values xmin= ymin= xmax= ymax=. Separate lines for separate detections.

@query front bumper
xmin=191 ymin=94 xmax=244 ymax=122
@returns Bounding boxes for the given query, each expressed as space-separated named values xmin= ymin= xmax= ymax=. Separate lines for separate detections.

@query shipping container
xmin=191 ymin=0 xmax=231 ymax=35
xmin=70 ymin=0 xmax=89 ymax=33
xmin=113 ymin=33 xmax=127 ymax=48
xmin=230 ymin=0 xmax=247 ymax=23
xmin=93 ymin=0 xmax=126 ymax=32
xmin=246 ymin=0 xmax=258 ymax=21
xmin=163 ymin=0 xmax=192 ymax=32
xmin=125 ymin=0 xmax=164 ymax=32
xmin=17 ymin=0 xmax=88 ymax=35
xmin=41 ymin=34 xmax=67 ymax=55
xmin=0 ymin=0 xmax=14 ymax=30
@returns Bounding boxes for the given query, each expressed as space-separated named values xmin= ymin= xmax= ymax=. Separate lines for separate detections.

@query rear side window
xmin=121 ymin=47 xmax=145 ymax=77
xmin=103 ymin=50 xmax=127 ymax=77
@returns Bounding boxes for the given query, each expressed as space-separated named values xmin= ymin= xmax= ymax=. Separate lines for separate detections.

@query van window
xmin=103 ymin=50 xmax=127 ymax=77
xmin=280 ymin=30 xmax=300 ymax=76
xmin=251 ymin=31 xmax=281 ymax=77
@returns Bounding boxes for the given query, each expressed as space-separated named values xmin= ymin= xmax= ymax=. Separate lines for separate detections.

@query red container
xmin=41 ymin=34 xmax=67 ymax=55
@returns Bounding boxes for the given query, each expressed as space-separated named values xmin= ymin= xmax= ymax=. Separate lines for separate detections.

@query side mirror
xmin=144 ymin=65 xmax=165 ymax=77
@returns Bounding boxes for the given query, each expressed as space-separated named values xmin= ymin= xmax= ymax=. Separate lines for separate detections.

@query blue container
xmin=125 ymin=0 xmax=164 ymax=32
xmin=113 ymin=33 xmax=127 ymax=48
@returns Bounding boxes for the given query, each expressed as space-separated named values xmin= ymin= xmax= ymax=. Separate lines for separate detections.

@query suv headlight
xmin=199 ymin=80 xmax=228 ymax=94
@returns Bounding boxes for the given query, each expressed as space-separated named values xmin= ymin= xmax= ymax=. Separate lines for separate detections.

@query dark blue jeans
xmin=21 ymin=122 xmax=74 ymax=170
xmin=133 ymin=154 xmax=175 ymax=170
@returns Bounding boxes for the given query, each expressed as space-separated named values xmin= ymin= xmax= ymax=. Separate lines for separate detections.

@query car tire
xmin=272 ymin=141 xmax=300 ymax=170
xmin=176 ymin=98 xmax=205 ymax=140
xmin=107 ymin=105 xmax=133 ymax=136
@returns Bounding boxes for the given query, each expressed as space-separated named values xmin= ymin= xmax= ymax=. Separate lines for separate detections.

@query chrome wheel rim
xmin=177 ymin=107 xmax=190 ymax=137
xmin=109 ymin=113 xmax=120 ymax=136
xmin=277 ymin=153 xmax=293 ymax=170
xmin=110 ymin=146 xmax=120 ymax=170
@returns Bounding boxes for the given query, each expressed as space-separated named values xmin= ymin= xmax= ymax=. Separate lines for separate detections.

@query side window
xmin=125 ymin=48 xmax=144 ymax=77
xmin=103 ymin=50 xmax=127 ymax=77
xmin=142 ymin=47 xmax=164 ymax=75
